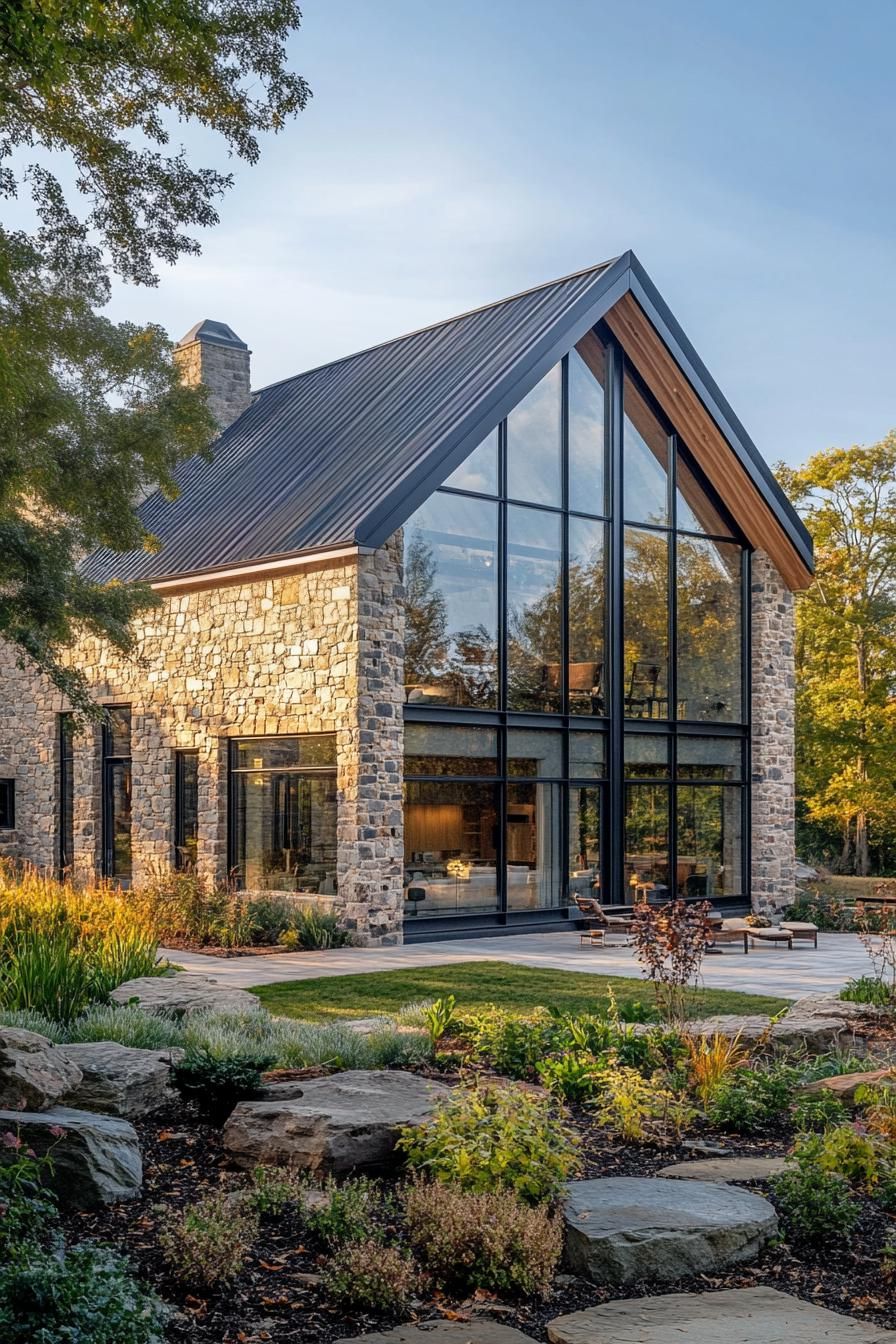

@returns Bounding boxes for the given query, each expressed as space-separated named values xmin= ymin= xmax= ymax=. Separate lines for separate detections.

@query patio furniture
xmin=575 ymin=896 xmax=634 ymax=941
xmin=707 ymin=917 xmax=749 ymax=954
xmin=404 ymin=886 xmax=426 ymax=916
xmin=748 ymin=927 xmax=794 ymax=950
xmin=579 ymin=928 xmax=607 ymax=948
xmin=780 ymin=920 xmax=818 ymax=948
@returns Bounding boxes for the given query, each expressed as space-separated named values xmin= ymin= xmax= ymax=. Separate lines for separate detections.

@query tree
xmin=779 ymin=437 xmax=896 ymax=874
xmin=0 ymin=1 xmax=309 ymax=713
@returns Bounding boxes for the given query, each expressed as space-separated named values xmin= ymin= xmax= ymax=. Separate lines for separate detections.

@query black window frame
xmin=101 ymin=705 xmax=132 ymax=882
xmin=58 ymin=713 xmax=74 ymax=876
xmin=0 ymin=777 xmax=15 ymax=830
xmin=174 ymin=748 xmax=200 ymax=871
xmin=402 ymin=323 xmax=750 ymax=923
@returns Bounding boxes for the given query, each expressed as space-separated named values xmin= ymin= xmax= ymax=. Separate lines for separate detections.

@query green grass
xmin=251 ymin=961 xmax=791 ymax=1023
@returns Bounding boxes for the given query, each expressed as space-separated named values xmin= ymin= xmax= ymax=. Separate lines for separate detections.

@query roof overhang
xmin=148 ymin=543 xmax=363 ymax=594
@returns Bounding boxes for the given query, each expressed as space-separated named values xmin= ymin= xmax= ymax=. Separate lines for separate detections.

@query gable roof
xmin=81 ymin=251 xmax=812 ymax=589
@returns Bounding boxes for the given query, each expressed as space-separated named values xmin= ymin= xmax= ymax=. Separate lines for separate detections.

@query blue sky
xmin=100 ymin=0 xmax=896 ymax=467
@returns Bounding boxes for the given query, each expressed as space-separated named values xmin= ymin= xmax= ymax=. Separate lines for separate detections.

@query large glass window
xmin=506 ymin=363 xmax=562 ymax=505
xmin=404 ymin=493 xmax=498 ymax=708
xmin=0 ymin=779 xmax=14 ymax=830
xmin=174 ymin=750 xmax=199 ymax=870
xmin=102 ymin=706 xmax=132 ymax=882
xmin=230 ymin=735 xmax=337 ymax=893
xmin=506 ymin=505 xmax=562 ymax=712
xmin=401 ymin=328 xmax=749 ymax=922
xmin=58 ymin=713 xmax=74 ymax=876
xmin=677 ymin=537 xmax=742 ymax=722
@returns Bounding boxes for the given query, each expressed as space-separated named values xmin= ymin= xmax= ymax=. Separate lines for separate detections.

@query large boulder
xmin=0 ymin=1106 xmax=142 ymax=1207
xmin=803 ymin=1067 xmax=896 ymax=1104
xmin=0 ymin=1028 xmax=83 ymax=1111
xmin=59 ymin=1042 xmax=181 ymax=1118
xmin=110 ymin=972 xmax=260 ymax=1017
xmin=790 ymin=993 xmax=891 ymax=1026
xmin=684 ymin=1012 xmax=847 ymax=1054
xmin=562 ymin=1177 xmax=777 ymax=1286
xmin=547 ymin=1286 xmax=896 ymax=1344
xmin=223 ymin=1069 xmax=452 ymax=1175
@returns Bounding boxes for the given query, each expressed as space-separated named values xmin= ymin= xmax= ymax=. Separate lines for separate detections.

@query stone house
xmin=0 ymin=252 xmax=813 ymax=945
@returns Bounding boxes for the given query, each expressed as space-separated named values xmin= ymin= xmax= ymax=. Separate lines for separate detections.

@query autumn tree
xmin=0 ymin=1 xmax=309 ymax=712
xmin=779 ymin=437 xmax=896 ymax=874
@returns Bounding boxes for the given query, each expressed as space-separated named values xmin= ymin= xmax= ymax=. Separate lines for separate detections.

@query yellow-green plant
xmin=0 ymin=862 xmax=158 ymax=1021
xmin=855 ymin=1083 xmax=896 ymax=1143
xmin=593 ymin=1060 xmax=695 ymax=1142
xmin=685 ymin=1030 xmax=750 ymax=1108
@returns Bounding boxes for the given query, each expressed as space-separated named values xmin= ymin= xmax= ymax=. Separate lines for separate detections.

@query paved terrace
xmin=161 ymin=931 xmax=872 ymax=1000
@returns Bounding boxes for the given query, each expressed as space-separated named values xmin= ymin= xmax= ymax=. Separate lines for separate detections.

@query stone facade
xmin=750 ymin=549 xmax=797 ymax=916
xmin=173 ymin=324 xmax=251 ymax=430
xmin=0 ymin=545 xmax=405 ymax=946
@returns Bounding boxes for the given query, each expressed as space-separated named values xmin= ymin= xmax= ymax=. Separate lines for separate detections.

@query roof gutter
xmin=149 ymin=544 xmax=366 ymax=595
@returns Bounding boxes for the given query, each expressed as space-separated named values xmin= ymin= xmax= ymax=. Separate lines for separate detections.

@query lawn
xmin=250 ymin=960 xmax=791 ymax=1022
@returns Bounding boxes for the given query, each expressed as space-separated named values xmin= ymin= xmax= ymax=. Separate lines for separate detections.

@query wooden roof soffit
xmin=604 ymin=292 xmax=812 ymax=591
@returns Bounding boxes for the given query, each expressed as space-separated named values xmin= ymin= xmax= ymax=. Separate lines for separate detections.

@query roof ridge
xmin=252 ymin=256 xmax=619 ymax=395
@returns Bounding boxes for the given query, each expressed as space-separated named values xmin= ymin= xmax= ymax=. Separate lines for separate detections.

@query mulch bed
xmin=60 ymin=1091 xmax=896 ymax=1344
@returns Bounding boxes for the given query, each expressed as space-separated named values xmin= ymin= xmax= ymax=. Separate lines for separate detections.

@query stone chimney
xmin=174 ymin=319 xmax=251 ymax=431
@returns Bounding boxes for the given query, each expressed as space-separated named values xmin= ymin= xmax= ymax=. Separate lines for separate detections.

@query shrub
xmin=706 ymin=1065 xmax=796 ymax=1133
xmin=782 ymin=889 xmax=851 ymax=932
xmin=795 ymin=1125 xmax=882 ymax=1191
xmin=0 ymin=1008 xmax=65 ymax=1041
xmin=65 ymin=1004 xmax=182 ymax=1050
xmin=593 ymin=1063 xmax=696 ymax=1142
xmin=278 ymin=906 xmax=351 ymax=951
xmin=791 ymin=1091 xmax=849 ymax=1132
xmin=797 ymin=1050 xmax=881 ymax=1082
xmin=171 ymin=1049 xmax=273 ymax=1122
xmin=156 ymin=1190 xmax=258 ymax=1287
xmin=305 ymin=1175 xmax=385 ymax=1248
xmin=244 ymin=1165 xmax=306 ymax=1216
xmin=398 ymin=1082 xmax=579 ymax=1205
xmin=840 ymin=976 xmax=892 ymax=1006
xmin=855 ymin=1083 xmax=896 ymax=1142
xmin=323 ymin=1239 xmax=416 ymax=1312
xmin=181 ymin=1008 xmax=275 ymax=1064
xmin=0 ymin=862 xmax=159 ymax=1021
xmin=631 ymin=899 xmax=713 ymax=1024
xmin=421 ymin=995 xmax=456 ymax=1046
xmin=771 ymin=1163 xmax=861 ymax=1249
xmin=0 ymin=1139 xmax=58 ymax=1258
xmin=0 ymin=1242 xmax=167 ymax=1344
xmin=402 ymin=1178 xmax=562 ymax=1298
xmin=685 ymin=1031 xmax=750 ymax=1108
xmin=460 ymin=1007 xmax=557 ymax=1079
xmin=537 ymin=1051 xmax=600 ymax=1102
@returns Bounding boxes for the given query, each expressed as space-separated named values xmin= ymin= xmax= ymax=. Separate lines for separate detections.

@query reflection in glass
xmin=403 ymin=493 xmax=498 ymax=708
xmin=507 ymin=364 xmax=562 ymax=505
xmin=234 ymin=736 xmax=336 ymax=771
xmin=507 ymin=729 xmax=563 ymax=777
xmin=568 ymin=337 xmax=606 ymax=516
xmin=568 ymin=516 xmax=606 ymax=715
xmin=174 ymin=750 xmax=199 ymax=870
xmin=58 ymin=713 xmax=74 ymax=877
xmin=442 ymin=428 xmax=499 ymax=496
xmin=569 ymin=785 xmax=601 ymax=902
xmin=507 ymin=505 xmax=562 ymax=712
xmin=569 ymin=732 xmax=606 ymax=778
xmin=105 ymin=706 xmax=132 ymax=758
xmin=623 ymin=370 xmax=668 ymax=525
xmin=677 ymin=537 xmax=742 ymax=722
xmin=676 ymin=451 xmax=732 ymax=537
xmin=506 ymin=781 xmax=563 ymax=909
xmin=404 ymin=781 xmax=499 ymax=915
xmin=404 ymin=723 xmax=497 ymax=776
xmin=677 ymin=736 xmax=742 ymax=779
xmin=676 ymin=784 xmax=742 ymax=899
xmin=624 ymin=526 xmax=669 ymax=719
xmin=625 ymin=782 xmax=669 ymax=894
xmin=624 ymin=733 xmax=670 ymax=777
xmin=232 ymin=772 xmax=337 ymax=893
xmin=108 ymin=762 xmax=132 ymax=882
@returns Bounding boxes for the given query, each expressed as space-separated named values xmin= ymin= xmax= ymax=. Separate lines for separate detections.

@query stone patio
xmin=161 ymin=931 xmax=872 ymax=999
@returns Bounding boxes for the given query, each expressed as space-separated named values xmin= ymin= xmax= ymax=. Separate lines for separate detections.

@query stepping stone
xmin=335 ymin=1325 xmax=533 ymax=1344
xmin=59 ymin=1042 xmax=181 ymax=1118
xmin=804 ymin=1068 xmax=895 ymax=1104
xmin=222 ymin=1069 xmax=452 ymax=1174
xmin=563 ymin=1177 xmax=776 ymax=1285
xmin=110 ymin=972 xmax=260 ymax=1017
xmin=657 ymin=1156 xmax=790 ymax=1183
xmin=547 ymin=1286 xmax=896 ymax=1343
xmin=0 ymin=1028 xmax=83 ymax=1111
xmin=0 ymin=1105 xmax=142 ymax=1207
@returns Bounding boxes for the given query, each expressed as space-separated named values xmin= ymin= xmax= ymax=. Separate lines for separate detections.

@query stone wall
xmin=173 ymin=336 xmax=251 ymax=430
xmin=0 ymin=548 xmax=405 ymax=945
xmin=750 ymin=549 xmax=797 ymax=916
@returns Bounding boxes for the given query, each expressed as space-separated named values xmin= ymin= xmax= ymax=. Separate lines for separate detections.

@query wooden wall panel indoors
xmin=604 ymin=292 xmax=812 ymax=590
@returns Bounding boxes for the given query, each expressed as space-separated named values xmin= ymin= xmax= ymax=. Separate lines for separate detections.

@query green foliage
xmin=244 ymin=1166 xmax=305 ymax=1217
xmin=460 ymin=1007 xmax=557 ymax=1079
xmin=791 ymin=1091 xmax=849 ymax=1132
xmin=782 ymin=891 xmax=853 ymax=931
xmin=156 ymin=1190 xmax=258 ymax=1287
xmin=171 ymin=1049 xmax=272 ymax=1122
xmin=0 ymin=1137 xmax=58 ymax=1259
xmin=593 ymin=1063 xmax=696 ymax=1142
xmin=278 ymin=906 xmax=352 ymax=951
xmin=771 ymin=1163 xmax=861 ymax=1249
xmin=840 ymin=976 xmax=893 ymax=1006
xmin=305 ymin=1176 xmax=385 ymax=1249
xmin=0 ymin=1242 xmax=167 ymax=1343
xmin=855 ymin=1082 xmax=896 ymax=1142
xmin=398 ymin=1083 xmax=579 ymax=1206
xmin=0 ymin=1008 xmax=65 ymax=1041
xmin=65 ymin=1003 xmax=181 ymax=1050
xmin=0 ymin=864 xmax=159 ymax=1020
xmin=537 ymin=1051 xmax=600 ymax=1102
xmin=707 ymin=1065 xmax=797 ymax=1133
xmin=323 ymin=1239 xmax=417 ymax=1313
xmin=402 ymin=1179 xmax=562 ymax=1298
xmin=422 ymin=995 xmax=456 ymax=1045
xmin=793 ymin=1126 xmax=882 ymax=1192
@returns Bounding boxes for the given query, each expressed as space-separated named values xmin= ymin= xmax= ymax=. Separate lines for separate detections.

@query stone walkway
xmin=160 ymin=930 xmax=872 ymax=999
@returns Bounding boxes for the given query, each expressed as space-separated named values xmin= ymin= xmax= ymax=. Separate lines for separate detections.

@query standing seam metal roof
xmin=81 ymin=252 xmax=811 ymax=584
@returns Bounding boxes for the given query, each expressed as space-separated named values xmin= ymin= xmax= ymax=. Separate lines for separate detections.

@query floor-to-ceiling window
xmin=402 ymin=325 xmax=748 ymax=922
xmin=102 ymin=706 xmax=132 ymax=882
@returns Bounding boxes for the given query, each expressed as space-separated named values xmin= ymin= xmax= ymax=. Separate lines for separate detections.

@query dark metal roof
xmin=82 ymin=252 xmax=812 ymax=584
xmin=177 ymin=319 xmax=248 ymax=350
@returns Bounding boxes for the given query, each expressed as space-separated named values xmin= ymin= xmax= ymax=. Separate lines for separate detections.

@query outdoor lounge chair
xmin=707 ymin=917 xmax=749 ymax=954
xmin=575 ymin=897 xmax=634 ymax=941
xmin=748 ymin=926 xmax=794 ymax=950
xmin=780 ymin=920 xmax=819 ymax=948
